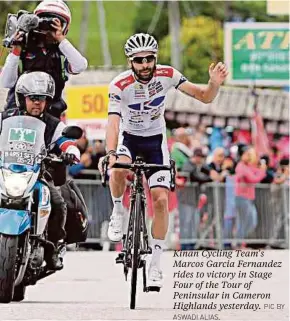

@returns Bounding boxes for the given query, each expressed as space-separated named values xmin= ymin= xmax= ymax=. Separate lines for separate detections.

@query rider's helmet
xmin=15 ymin=71 xmax=55 ymax=109
xmin=34 ymin=0 xmax=72 ymax=35
xmin=124 ymin=33 xmax=158 ymax=57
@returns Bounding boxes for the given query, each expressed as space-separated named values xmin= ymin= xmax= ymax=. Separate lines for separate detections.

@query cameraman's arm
xmin=0 ymin=51 xmax=20 ymax=88
xmin=59 ymin=39 xmax=88 ymax=74
xmin=0 ymin=30 xmax=24 ymax=88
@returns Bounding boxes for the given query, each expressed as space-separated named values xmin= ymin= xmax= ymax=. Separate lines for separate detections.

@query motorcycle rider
xmin=0 ymin=71 xmax=81 ymax=270
xmin=0 ymin=0 xmax=87 ymax=118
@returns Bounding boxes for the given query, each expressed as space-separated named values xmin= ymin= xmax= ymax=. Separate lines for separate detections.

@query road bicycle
xmin=101 ymin=156 xmax=175 ymax=309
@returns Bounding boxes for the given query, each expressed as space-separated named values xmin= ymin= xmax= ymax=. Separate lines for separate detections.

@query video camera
xmin=3 ymin=11 xmax=55 ymax=48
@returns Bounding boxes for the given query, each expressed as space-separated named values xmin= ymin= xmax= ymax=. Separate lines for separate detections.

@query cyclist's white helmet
xmin=34 ymin=0 xmax=72 ymax=35
xmin=124 ymin=33 xmax=158 ymax=57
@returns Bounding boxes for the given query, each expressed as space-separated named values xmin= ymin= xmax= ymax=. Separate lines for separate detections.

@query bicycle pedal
xmin=146 ymin=286 xmax=160 ymax=292
xmin=116 ymin=257 xmax=123 ymax=264
xmin=138 ymin=260 xmax=145 ymax=268
xmin=115 ymin=253 xmax=125 ymax=264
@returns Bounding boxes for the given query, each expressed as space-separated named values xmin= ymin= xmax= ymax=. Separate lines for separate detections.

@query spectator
xmin=274 ymin=158 xmax=290 ymax=185
xmin=259 ymin=155 xmax=275 ymax=184
xmin=171 ymin=127 xmax=192 ymax=171
xmin=208 ymin=147 xmax=225 ymax=172
xmin=90 ymin=140 xmax=106 ymax=169
xmin=206 ymin=147 xmax=228 ymax=182
xmin=182 ymin=148 xmax=212 ymax=184
xmin=176 ymin=148 xmax=210 ymax=250
xmin=69 ymin=150 xmax=92 ymax=178
xmin=235 ymin=146 xmax=266 ymax=242
xmin=222 ymin=156 xmax=236 ymax=249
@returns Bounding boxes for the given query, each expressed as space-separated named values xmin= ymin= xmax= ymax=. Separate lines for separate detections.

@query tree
xmin=132 ymin=1 xmax=288 ymax=42
xmin=159 ymin=16 xmax=223 ymax=83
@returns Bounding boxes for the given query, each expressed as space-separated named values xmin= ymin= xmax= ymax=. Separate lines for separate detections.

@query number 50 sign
xmin=65 ymin=85 xmax=109 ymax=120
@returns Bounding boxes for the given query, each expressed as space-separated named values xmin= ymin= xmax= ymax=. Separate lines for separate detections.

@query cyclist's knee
xmin=111 ymin=168 xmax=129 ymax=181
xmin=151 ymin=188 xmax=169 ymax=212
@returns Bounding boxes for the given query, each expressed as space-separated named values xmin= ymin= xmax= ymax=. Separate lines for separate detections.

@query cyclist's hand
xmin=209 ymin=62 xmax=228 ymax=85
xmin=107 ymin=151 xmax=118 ymax=169
xmin=98 ymin=151 xmax=118 ymax=174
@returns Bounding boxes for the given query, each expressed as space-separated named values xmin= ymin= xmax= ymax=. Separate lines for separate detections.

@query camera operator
xmin=0 ymin=0 xmax=88 ymax=119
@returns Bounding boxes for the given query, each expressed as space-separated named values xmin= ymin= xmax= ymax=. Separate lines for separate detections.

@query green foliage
xmin=1 ymin=1 xmax=137 ymax=67
xmin=132 ymin=1 xmax=169 ymax=42
xmin=0 ymin=1 xmax=36 ymax=32
xmin=0 ymin=1 xmax=36 ymax=65
xmin=69 ymin=1 xmax=138 ymax=66
xmin=132 ymin=1 xmax=288 ymax=45
xmin=159 ymin=16 xmax=223 ymax=83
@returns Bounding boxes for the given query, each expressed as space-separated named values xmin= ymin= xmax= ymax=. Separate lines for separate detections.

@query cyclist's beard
xmin=132 ymin=64 xmax=156 ymax=83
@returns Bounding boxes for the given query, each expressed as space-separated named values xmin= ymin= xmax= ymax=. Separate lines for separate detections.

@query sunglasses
xmin=27 ymin=95 xmax=47 ymax=102
xmin=129 ymin=55 xmax=156 ymax=64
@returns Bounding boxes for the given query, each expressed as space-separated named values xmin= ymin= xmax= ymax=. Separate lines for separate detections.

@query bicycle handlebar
xmin=101 ymin=157 xmax=176 ymax=191
xmin=112 ymin=162 xmax=171 ymax=171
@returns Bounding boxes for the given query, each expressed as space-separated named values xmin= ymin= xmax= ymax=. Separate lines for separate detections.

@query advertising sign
xmin=225 ymin=23 xmax=289 ymax=86
xmin=65 ymin=85 xmax=109 ymax=140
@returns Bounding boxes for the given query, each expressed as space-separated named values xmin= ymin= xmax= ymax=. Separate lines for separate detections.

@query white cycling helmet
xmin=34 ymin=0 xmax=72 ymax=35
xmin=124 ymin=33 xmax=158 ymax=57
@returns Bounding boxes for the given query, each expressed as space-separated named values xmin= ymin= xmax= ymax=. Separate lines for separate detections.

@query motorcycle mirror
xmin=62 ymin=126 xmax=83 ymax=140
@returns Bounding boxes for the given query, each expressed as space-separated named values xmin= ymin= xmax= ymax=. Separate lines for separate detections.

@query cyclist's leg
xmin=108 ymin=132 xmax=135 ymax=242
xmin=145 ymin=133 xmax=171 ymax=286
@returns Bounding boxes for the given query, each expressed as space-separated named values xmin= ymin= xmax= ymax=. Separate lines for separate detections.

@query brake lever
xmin=101 ymin=158 xmax=109 ymax=187
xmin=170 ymin=159 xmax=176 ymax=192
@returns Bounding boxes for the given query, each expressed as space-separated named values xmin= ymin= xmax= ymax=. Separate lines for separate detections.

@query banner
xmin=267 ymin=0 xmax=289 ymax=15
xmin=65 ymin=85 xmax=109 ymax=140
xmin=224 ymin=23 xmax=289 ymax=86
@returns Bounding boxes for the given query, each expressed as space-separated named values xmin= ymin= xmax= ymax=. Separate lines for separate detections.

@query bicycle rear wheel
xmin=130 ymin=192 xmax=142 ymax=309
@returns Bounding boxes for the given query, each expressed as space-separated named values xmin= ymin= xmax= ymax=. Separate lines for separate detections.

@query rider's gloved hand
xmin=98 ymin=150 xmax=118 ymax=173
xmin=61 ymin=153 xmax=78 ymax=165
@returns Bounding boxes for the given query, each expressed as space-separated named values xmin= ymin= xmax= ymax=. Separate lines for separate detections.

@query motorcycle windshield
xmin=0 ymin=116 xmax=46 ymax=168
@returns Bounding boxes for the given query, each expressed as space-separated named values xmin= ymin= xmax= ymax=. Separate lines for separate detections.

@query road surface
xmin=1 ymin=251 xmax=289 ymax=321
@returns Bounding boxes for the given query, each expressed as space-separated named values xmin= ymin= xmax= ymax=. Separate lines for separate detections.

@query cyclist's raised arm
xmin=176 ymin=62 xmax=228 ymax=104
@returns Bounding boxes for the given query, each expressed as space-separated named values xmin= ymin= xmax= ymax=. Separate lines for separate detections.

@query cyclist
xmin=100 ymin=33 xmax=228 ymax=288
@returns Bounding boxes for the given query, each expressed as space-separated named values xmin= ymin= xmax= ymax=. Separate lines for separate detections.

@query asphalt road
xmin=0 ymin=251 xmax=289 ymax=321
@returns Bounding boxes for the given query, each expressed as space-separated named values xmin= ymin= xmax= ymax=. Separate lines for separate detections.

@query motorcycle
xmin=0 ymin=115 xmax=82 ymax=303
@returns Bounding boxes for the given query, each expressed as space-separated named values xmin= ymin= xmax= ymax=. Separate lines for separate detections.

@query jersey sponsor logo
xmin=134 ymin=84 xmax=143 ymax=89
xmin=109 ymin=93 xmax=121 ymax=103
xmin=148 ymin=81 xmax=164 ymax=97
xmin=134 ymin=89 xmax=146 ymax=99
xmin=157 ymin=176 xmax=165 ymax=182
xmin=148 ymin=96 xmax=165 ymax=107
xmin=115 ymin=75 xmax=135 ymax=90
xmin=176 ymin=75 xmax=188 ymax=88
xmin=143 ymin=96 xmax=165 ymax=111
xmin=155 ymin=67 xmax=173 ymax=78
xmin=128 ymin=103 xmax=141 ymax=111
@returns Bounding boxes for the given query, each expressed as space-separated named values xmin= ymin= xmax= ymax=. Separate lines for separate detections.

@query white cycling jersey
xmin=108 ymin=64 xmax=187 ymax=137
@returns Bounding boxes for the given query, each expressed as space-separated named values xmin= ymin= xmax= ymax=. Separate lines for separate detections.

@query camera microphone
xmin=17 ymin=13 xmax=39 ymax=33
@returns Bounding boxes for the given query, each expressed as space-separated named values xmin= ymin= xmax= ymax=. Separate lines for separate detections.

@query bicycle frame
xmin=101 ymin=156 xmax=176 ymax=309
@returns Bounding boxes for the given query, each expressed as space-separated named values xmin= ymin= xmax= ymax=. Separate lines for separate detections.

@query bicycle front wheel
xmin=130 ymin=192 xmax=142 ymax=309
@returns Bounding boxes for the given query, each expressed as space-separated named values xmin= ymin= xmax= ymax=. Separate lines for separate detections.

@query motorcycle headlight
xmin=2 ymin=169 xmax=33 ymax=198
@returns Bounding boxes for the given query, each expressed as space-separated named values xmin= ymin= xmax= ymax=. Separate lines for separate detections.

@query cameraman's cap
xmin=193 ymin=148 xmax=203 ymax=157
